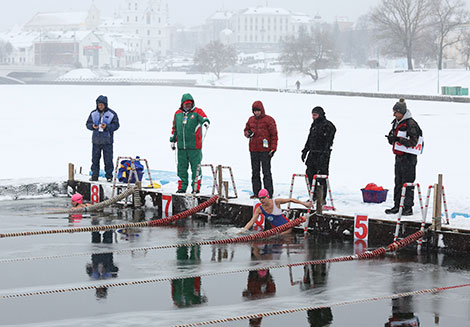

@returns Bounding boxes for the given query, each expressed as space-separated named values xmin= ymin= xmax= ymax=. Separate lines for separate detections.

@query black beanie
xmin=312 ymin=106 xmax=325 ymax=116
xmin=393 ymin=98 xmax=407 ymax=114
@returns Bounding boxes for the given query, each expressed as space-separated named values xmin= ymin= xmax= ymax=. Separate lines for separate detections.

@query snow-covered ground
xmin=1 ymin=73 xmax=470 ymax=228
xmin=59 ymin=68 xmax=470 ymax=96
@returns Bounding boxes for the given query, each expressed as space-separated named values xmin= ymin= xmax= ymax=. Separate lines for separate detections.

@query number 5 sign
xmin=354 ymin=214 xmax=369 ymax=241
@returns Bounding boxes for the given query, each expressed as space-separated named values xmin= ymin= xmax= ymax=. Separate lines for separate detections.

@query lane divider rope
xmin=0 ymin=196 xmax=219 ymax=239
xmin=0 ymin=227 xmax=424 ymax=300
xmin=173 ymin=283 xmax=470 ymax=327
xmin=0 ymin=222 xmax=423 ymax=264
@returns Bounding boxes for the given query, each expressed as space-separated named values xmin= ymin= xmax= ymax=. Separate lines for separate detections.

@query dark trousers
xmin=393 ymin=154 xmax=417 ymax=208
xmin=305 ymin=152 xmax=330 ymax=203
xmin=91 ymin=143 xmax=114 ymax=179
xmin=250 ymin=151 xmax=273 ymax=196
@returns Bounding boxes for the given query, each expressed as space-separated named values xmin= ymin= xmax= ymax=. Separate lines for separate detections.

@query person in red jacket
xmin=244 ymin=101 xmax=278 ymax=198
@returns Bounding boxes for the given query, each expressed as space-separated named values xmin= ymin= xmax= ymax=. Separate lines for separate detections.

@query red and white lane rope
xmin=0 ymin=217 xmax=306 ymax=263
xmin=173 ymin=283 xmax=470 ymax=327
xmin=0 ymin=227 xmax=424 ymax=300
xmin=0 ymin=196 xmax=219 ymax=239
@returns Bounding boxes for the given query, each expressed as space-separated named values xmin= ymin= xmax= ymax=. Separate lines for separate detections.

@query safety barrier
xmin=424 ymin=185 xmax=450 ymax=224
xmin=310 ymin=174 xmax=335 ymax=210
xmin=0 ymin=227 xmax=426 ymax=299
xmin=0 ymin=195 xmax=218 ymax=239
xmin=195 ymin=164 xmax=218 ymax=196
xmin=394 ymin=183 xmax=426 ymax=251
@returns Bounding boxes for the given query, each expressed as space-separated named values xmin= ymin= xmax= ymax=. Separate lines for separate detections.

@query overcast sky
xmin=0 ymin=0 xmax=382 ymax=30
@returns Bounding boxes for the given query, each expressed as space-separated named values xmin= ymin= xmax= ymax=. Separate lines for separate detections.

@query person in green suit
xmin=170 ymin=93 xmax=210 ymax=193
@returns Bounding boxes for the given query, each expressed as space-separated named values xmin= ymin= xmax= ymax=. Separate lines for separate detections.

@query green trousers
xmin=177 ymin=149 xmax=202 ymax=192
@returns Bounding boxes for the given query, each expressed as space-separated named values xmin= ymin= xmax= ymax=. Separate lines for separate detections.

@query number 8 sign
xmin=354 ymin=214 xmax=369 ymax=241
xmin=90 ymin=184 xmax=100 ymax=204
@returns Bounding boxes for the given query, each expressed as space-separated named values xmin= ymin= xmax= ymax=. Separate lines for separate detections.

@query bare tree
xmin=458 ymin=30 xmax=470 ymax=69
xmin=0 ymin=40 xmax=13 ymax=62
xmin=279 ymin=28 xmax=338 ymax=81
xmin=429 ymin=0 xmax=470 ymax=69
xmin=370 ymin=0 xmax=432 ymax=70
xmin=194 ymin=41 xmax=237 ymax=79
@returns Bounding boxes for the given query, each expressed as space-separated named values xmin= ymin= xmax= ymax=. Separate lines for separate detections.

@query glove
xmin=301 ymin=150 xmax=308 ymax=162
xmin=203 ymin=122 xmax=209 ymax=129
xmin=245 ymin=130 xmax=254 ymax=138
xmin=386 ymin=134 xmax=399 ymax=143
xmin=170 ymin=142 xmax=176 ymax=151
xmin=269 ymin=150 xmax=276 ymax=158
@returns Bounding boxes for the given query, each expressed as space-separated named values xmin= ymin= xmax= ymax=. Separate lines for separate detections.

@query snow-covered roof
xmin=208 ymin=11 xmax=234 ymax=20
xmin=40 ymin=30 xmax=94 ymax=42
xmin=242 ymin=7 xmax=291 ymax=16
xmin=291 ymin=14 xmax=312 ymax=24
xmin=0 ymin=31 xmax=39 ymax=48
xmin=25 ymin=12 xmax=89 ymax=27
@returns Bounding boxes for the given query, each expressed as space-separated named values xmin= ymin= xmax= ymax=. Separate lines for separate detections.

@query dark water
xmin=0 ymin=198 xmax=469 ymax=326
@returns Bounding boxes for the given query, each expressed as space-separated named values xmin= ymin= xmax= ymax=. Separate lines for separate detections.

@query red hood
xmin=252 ymin=100 xmax=266 ymax=118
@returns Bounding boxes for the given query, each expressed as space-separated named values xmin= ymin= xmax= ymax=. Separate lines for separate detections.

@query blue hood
xmin=96 ymin=95 xmax=108 ymax=109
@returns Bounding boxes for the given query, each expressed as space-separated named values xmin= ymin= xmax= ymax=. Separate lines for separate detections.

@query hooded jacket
xmin=170 ymin=93 xmax=210 ymax=150
xmin=86 ymin=95 xmax=120 ymax=144
xmin=244 ymin=101 xmax=278 ymax=152
xmin=388 ymin=110 xmax=422 ymax=156
xmin=302 ymin=108 xmax=336 ymax=155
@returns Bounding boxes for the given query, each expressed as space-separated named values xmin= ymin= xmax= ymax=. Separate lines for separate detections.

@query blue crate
xmin=361 ymin=189 xmax=388 ymax=203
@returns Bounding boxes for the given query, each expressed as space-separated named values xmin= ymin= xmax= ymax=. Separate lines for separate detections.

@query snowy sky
xmin=0 ymin=0 xmax=378 ymax=29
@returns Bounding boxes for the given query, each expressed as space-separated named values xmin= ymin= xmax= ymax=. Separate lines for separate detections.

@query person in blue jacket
xmin=86 ymin=95 xmax=120 ymax=182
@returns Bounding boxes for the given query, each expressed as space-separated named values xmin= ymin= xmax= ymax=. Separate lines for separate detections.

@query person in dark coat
xmin=86 ymin=95 xmax=120 ymax=182
xmin=301 ymin=106 xmax=336 ymax=203
xmin=385 ymin=98 xmax=422 ymax=216
xmin=244 ymin=101 xmax=278 ymax=198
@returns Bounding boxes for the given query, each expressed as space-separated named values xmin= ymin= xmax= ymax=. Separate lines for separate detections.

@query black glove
xmin=269 ymin=150 xmax=276 ymax=158
xmin=246 ymin=130 xmax=254 ymax=138
xmin=386 ymin=134 xmax=398 ymax=143
xmin=301 ymin=150 xmax=308 ymax=162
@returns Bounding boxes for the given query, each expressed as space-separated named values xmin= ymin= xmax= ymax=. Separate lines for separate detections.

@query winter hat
xmin=71 ymin=193 xmax=83 ymax=204
xmin=393 ymin=98 xmax=407 ymax=114
xmin=96 ymin=95 xmax=108 ymax=106
xmin=258 ymin=189 xmax=269 ymax=198
xmin=312 ymin=106 xmax=325 ymax=116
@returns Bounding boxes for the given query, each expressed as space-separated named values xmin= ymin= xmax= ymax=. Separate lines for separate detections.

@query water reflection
xmin=171 ymin=245 xmax=207 ymax=307
xmin=385 ymin=264 xmax=420 ymax=326
xmin=304 ymin=237 xmax=333 ymax=327
xmin=86 ymin=225 xmax=119 ymax=300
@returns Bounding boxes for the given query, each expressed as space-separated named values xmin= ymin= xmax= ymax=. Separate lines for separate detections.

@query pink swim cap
xmin=258 ymin=189 xmax=269 ymax=198
xmin=71 ymin=193 xmax=83 ymax=204
xmin=257 ymin=270 xmax=268 ymax=278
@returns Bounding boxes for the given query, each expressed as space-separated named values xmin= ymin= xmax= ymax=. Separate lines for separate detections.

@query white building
xmin=34 ymin=30 xmax=112 ymax=68
xmin=111 ymin=0 xmax=170 ymax=56
xmin=23 ymin=5 xmax=100 ymax=32
xmin=0 ymin=31 xmax=38 ymax=65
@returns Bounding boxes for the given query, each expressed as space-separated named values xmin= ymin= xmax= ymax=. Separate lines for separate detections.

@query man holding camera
xmin=244 ymin=101 xmax=278 ymax=198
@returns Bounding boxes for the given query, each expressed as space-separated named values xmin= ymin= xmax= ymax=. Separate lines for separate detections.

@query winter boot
xmin=402 ymin=207 xmax=413 ymax=216
xmin=176 ymin=180 xmax=186 ymax=193
xmin=385 ymin=206 xmax=400 ymax=214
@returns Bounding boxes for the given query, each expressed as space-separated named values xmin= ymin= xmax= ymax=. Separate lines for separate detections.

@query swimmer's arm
xmin=241 ymin=206 xmax=261 ymax=232
xmin=276 ymin=198 xmax=312 ymax=208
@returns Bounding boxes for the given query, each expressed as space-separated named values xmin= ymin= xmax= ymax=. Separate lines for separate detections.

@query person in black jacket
xmin=385 ymin=98 xmax=423 ymax=216
xmin=301 ymin=106 xmax=336 ymax=203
